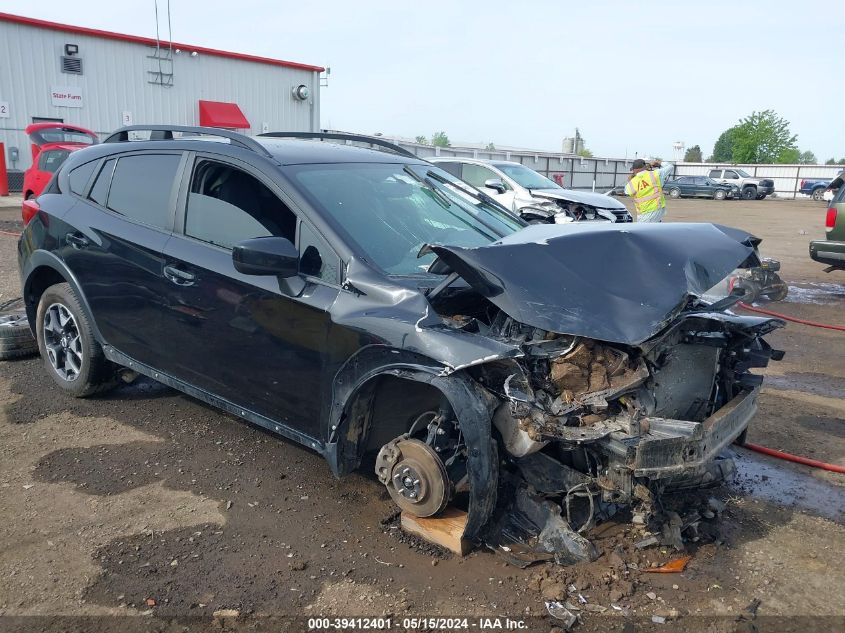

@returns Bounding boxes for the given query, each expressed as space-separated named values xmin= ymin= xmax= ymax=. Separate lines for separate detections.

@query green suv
xmin=810 ymin=175 xmax=845 ymax=271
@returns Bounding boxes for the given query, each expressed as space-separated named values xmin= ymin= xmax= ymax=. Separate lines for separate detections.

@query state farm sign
xmin=51 ymin=86 xmax=83 ymax=108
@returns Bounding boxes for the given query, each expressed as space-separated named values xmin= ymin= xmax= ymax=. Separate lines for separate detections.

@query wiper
xmin=402 ymin=166 xmax=452 ymax=210
xmin=424 ymin=271 xmax=460 ymax=300
xmin=419 ymin=170 xmax=516 ymax=237
xmin=424 ymin=169 xmax=500 ymax=207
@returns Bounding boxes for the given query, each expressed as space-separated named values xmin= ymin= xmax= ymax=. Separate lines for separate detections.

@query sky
xmin=4 ymin=0 xmax=844 ymax=160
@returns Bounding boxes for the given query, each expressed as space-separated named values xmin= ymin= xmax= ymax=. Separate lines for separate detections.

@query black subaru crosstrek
xmin=19 ymin=126 xmax=783 ymax=563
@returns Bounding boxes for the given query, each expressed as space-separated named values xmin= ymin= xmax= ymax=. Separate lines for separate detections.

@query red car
xmin=23 ymin=123 xmax=98 ymax=199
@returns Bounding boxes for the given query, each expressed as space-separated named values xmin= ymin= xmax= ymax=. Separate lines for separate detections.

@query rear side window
xmin=107 ymin=154 xmax=182 ymax=230
xmin=89 ymin=159 xmax=115 ymax=207
xmin=68 ymin=161 xmax=97 ymax=195
xmin=185 ymin=159 xmax=296 ymax=249
xmin=434 ymin=162 xmax=462 ymax=178
xmin=38 ymin=150 xmax=70 ymax=173
xmin=708 ymin=170 xmax=721 ymax=178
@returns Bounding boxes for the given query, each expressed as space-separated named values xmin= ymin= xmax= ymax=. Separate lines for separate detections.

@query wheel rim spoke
xmin=42 ymin=303 xmax=83 ymax=382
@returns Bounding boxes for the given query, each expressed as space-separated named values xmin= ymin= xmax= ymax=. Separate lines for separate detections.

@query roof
xmin=256 ymin=139 xmax=423 ymax=165
xmin=0 ymin=12 xmax=324 ymax=72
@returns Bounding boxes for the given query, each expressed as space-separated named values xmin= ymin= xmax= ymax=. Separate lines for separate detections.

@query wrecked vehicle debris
xmin=20 ymin=130 xmax=783 ymax=568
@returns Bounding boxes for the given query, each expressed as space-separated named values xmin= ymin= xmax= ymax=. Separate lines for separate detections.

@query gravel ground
xmin=0 ymin=198 xmax=842 ymax=632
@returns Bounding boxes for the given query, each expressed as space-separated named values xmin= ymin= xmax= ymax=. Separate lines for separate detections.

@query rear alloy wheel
xmin=812 ymin=189 xmax=824 ymax=201
xmin=713 ymin=189 xmax=726 ymax=200
xmin=668 ymin=188 xmax=681 ymax=198
xmin=36 ymin=283 xmax=115 ymax=397
xmin=742 ymin=187 xmax=756 ymax=200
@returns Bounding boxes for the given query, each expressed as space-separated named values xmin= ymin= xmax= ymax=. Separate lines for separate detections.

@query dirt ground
xmin=0 ymin=197 xmax=842 ymax=632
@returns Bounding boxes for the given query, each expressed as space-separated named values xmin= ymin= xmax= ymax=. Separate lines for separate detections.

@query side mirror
xmin=232 ymin=236 xmax=299 ymax=278
xmin=483 ymin=178 xmax=507 ymax=194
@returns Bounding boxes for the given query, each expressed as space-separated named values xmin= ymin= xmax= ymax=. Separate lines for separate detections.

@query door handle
xmin=163 ymin=264 xmax=196 ymax=286
xmin=66 ymin=233 xmax=89 ymax=250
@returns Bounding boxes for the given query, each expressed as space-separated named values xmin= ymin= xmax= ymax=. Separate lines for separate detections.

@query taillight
xmin=826 ymin=207 xmax=837 ymax=231
xmin=22 ymin=198 xmax=40 ymax=225
xmin=800 ymin=179 xmax=807 ymax=188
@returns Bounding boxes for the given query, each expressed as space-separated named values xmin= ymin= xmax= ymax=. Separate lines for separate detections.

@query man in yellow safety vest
xmin=624 ymin=158 xmax=670 ymax=222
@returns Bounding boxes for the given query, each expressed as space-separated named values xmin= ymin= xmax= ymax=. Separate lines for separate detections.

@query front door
xmin=156 ymin=156 xmax=341 ymax=437
xmin=460 ymin=163 xmax=516 ymax=209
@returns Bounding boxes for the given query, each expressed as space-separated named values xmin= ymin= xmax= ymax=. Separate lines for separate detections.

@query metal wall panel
xmin=676 ymin=163 xmax=844 ymax=198
xmin=0 ymin=20 xmax=320 ymax=170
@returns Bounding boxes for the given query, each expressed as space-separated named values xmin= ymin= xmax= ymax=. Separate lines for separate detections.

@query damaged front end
xmin=469 ymin=310 xmax=781 ymax=565
xmin=381 ymin=222 xmax=785 ymax=565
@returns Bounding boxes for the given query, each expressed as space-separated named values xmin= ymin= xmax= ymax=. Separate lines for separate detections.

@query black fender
xmin=20 ymin=249 xmax=105 ymax=343
xmin=325 ymin=345 xmax=500 ymax=539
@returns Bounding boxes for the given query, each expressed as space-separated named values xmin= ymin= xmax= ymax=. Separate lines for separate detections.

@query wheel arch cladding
xmin=326 ymin=346 xmax=500 ymax=539
xmin=22 ymin=252 xmax=103 ymax=342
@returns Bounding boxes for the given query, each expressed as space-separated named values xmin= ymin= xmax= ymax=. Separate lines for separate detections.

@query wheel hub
xmin=385 ymin=439 xmax=450 ymax=517
xmin=42 ymin=303 xmax=83 ymax=382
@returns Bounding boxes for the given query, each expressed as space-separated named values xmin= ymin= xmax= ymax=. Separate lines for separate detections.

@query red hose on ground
xmin=737 ymin=301 xmax=845 ymax=332
xmin=0 ymin=230 xmax=21 ymax=238
xmin=740 ymin=441 xmax=845 ymax=474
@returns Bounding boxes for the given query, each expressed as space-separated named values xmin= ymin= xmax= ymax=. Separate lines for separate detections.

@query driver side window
xmin=461 ymin=164 xmax=506 ymax=189
xmin=185 ymin=160 xmax=296 ymax=250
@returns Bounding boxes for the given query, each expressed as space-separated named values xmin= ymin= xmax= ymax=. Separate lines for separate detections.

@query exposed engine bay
xmin=372 ymin=222 xmax=784 ymax=565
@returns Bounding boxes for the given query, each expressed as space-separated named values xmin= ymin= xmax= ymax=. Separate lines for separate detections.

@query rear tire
xmin=713 ymin=190 xmax=726 ymax=200
xmin=35 ymin=283 xmax=116 ymax=397
xmin=812 ymin=188 xmax=824 ymax=201
xmin=668 ymin=188 xmax=681 ymax=198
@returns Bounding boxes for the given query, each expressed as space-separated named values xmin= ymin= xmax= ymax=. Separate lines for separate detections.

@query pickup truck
xmin=707 ymin=168 xmax=775 ymax=200
xmin=799 ymin=178 xmax=832 ymax=201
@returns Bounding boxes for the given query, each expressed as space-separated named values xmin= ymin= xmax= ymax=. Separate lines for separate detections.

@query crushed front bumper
xmin=598 ymin=387 xmax=759 ymax=481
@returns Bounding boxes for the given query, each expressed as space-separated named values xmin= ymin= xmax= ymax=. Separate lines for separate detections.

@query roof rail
xmin=103 ymin=125 xmax=275 ymax=160
xmin=257 ymin=131 xmax=418 ymax=160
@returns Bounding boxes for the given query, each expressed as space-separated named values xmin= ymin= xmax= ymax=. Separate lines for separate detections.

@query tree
xmin=710 ymin=127 xmax=738 ymax=162
xmin=730 ymin=110 xmax=798 ymax=164
xmin=683 ymin=145 xmax=703 ymax=162
xmin=577 ymin=148 xmax=594 ymax=158
xmin=414 ymin=135 xmax=428 ymax=145
xmin=431 ymin=131 xmax=450 ymax=147
xmin=826 ymin=158 xmax=837 ymax=165
xmin=799 ymin=150 xmax=817 ymax=165
xmin=839 ymin=158 xmax=845 ymax=166
xmin=485 ymin=142 xmax=496 ymax=151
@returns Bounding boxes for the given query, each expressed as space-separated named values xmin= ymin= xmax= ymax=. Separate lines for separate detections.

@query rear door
xmin=156 ymin=154 xmax=341 ymax=437
xmin=60 ymin=151 xmax=186 ymax=367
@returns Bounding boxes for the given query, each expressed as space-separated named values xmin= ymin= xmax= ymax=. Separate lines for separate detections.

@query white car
xmin=429 ymin=157 xmax=632 ymax=223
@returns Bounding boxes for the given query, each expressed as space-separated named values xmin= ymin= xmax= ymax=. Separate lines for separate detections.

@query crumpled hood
xmin=427 ymin=222 xmax=760 ymax=345
xmin=530 ymin=188 xmax=627 ymax=210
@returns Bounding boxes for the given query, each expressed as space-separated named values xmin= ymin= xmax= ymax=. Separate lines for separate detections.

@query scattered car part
xmin=728 ymin=258 xmax=787 ymax=302
xmin=0 ymin=300 xmax=39 ymax=360
xmin=643 ymin=555 xmax=692 ymax=573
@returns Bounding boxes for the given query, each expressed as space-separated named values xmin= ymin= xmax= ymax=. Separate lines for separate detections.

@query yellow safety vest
xmin=625 ymin=170 xmax=665 ymax=215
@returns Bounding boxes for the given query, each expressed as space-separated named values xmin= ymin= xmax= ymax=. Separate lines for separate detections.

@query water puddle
xmin=728 ymin=447 xmax=845 ymax=524
xmin=782 ymin=282 xmax=845 ymax=305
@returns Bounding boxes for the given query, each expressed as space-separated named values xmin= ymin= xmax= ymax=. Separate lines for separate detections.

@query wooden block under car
xmin=400 ymin=507 xmax=473 ymax=556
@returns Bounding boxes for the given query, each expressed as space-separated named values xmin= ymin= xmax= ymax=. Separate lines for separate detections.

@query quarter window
xmin=724 ymin=170 xmax=739 ymax=179
xmin=185 ymin=160 xmax=296 ymax=250
xmin=106 ymin=154 xmax=182 ymax=230
xmin=68 ymin=160 xmax=97 ymax=195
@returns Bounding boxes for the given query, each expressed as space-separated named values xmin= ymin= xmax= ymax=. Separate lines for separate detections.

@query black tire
xmin=713 ymin=189 xmax=726 ymax=200
xmin=742 ymin=187 xmax=756 ymax=200
xmin=812 ymin=188 xmax=824 ymax=202
xmin=0 ymin=310 xmax=39 ymax=360
xmin=668 ymin=188 xmax=681 ymax=198
xmin=35 ymin=283 xmax=116 ymax=397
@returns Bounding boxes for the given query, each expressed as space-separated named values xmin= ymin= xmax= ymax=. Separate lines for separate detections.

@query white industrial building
xmin=0 ymin=11 xmax=323 ymax=177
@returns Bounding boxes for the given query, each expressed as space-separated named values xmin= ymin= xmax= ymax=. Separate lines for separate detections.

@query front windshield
xmin=494 ymin=163 xmax=560 ymax=190
xmin=288 ymin=163 xmax=523 ymax=275
xmin=735 ymin=169 xmax=751 ymax=177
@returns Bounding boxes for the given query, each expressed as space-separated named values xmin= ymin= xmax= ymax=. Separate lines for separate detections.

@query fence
xmin=381 ymin=137 xmax=843 ymax=199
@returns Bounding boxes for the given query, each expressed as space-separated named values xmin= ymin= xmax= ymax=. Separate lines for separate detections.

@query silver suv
xmin=430 ymin=157 xmax=632 ymax=223
xmin=708 ymin=168 xmax=775 ymax=200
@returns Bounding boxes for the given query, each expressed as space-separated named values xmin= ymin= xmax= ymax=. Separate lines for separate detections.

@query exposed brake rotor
xmin=385 ymin=438 xmax=450 ymax=518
